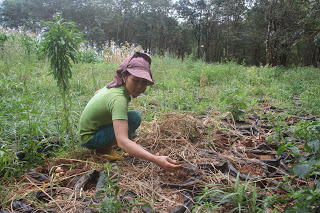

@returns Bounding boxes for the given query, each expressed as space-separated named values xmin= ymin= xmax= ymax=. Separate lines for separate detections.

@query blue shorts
xmin=82 ymin=110 xmax=141 ymax=150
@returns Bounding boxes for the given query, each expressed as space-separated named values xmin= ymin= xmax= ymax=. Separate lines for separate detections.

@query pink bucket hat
xmin=107 ymin=52 xmax=154 ymax=88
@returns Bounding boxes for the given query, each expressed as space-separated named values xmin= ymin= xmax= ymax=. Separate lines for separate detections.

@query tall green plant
xmin=41 ymin=14 xmax=82 ymax=147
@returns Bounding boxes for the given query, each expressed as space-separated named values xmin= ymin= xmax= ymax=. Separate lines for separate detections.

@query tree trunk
xmin=265 ymin=0 xmax=274 ymax=65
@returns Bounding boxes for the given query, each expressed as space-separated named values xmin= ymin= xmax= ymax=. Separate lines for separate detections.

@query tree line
xmin=0 ymin=0 xmax=319 ymax=67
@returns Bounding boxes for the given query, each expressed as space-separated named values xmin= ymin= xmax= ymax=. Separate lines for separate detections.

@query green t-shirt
xmin=78 ymin=86 xmax=130 ymax=144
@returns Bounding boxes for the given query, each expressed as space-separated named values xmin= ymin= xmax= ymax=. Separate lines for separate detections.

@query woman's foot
xmin=101 ymin=150 xmax=124 ymax=161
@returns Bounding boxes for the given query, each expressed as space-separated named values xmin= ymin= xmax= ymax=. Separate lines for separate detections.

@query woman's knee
xmin=128 ymin=110 xmax=141 ymax=129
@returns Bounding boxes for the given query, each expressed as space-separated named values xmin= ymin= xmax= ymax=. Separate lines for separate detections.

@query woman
xmin=79 ymin=52 xmax=182 ymax=171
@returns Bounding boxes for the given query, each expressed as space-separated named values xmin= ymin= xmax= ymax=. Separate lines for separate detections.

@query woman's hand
xmin=155 ymin=156 xmax=182 ymax=171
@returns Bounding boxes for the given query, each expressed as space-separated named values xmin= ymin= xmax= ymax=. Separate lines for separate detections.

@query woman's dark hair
xmin=124 ymin=71 xmax=131 ymax=77
xmin=122 ymin=71 xmax=131 ymax=85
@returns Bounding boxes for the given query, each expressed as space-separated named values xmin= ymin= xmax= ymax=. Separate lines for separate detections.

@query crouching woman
xmin=78 ymin=52 xmax=182 ymax=171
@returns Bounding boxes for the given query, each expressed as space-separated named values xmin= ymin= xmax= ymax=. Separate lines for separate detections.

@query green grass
xmin=1 ymin=35 xmax=320 ymax=163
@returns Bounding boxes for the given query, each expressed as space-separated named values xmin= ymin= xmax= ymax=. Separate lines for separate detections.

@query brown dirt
xmin=157 ymin=167 xmax=191 ymax=184
xmin=246 ymin=152 xmax=275 ymax=160
xmin=237 ymin=163 xmax=265 ymax=177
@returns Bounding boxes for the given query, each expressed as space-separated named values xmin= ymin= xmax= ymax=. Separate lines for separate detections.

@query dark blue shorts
xmin=82 ymin=110 xmax=141 ymax=150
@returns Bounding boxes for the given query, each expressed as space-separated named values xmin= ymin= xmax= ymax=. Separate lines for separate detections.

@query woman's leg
xmin=82 ymin=110 xmax=142 ymax=150
xmin=127 ymin=110 xmax=142 ymax=138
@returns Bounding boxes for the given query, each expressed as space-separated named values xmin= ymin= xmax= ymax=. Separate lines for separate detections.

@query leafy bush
xmin=77 ymin=49 xmax=101 ymax=63
xmin=41 ymin=14 xmax=82 ymax=92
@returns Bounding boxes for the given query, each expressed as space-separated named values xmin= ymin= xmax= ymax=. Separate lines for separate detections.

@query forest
xmin=1 ymin=0 xmax=319 ymax=67
xmin=0 ymin=0 xmax=320 ymax=213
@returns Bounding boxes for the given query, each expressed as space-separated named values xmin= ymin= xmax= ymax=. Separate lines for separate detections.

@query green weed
xmin=276 ymin=119 xmax=320 ymax=212
xmin=193 ymin=173 xmax=263 ymax=212
xmin=0 ymin=145 xmax=17 ymax=178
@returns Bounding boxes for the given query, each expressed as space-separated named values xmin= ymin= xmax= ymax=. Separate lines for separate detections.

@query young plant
xmin=219 ymin=88 xmax=248 ymax=121
xmin=94 ymin=162 xmax=158 ymax=212
xmin=96 ymin=162 xmax=122 ymax=213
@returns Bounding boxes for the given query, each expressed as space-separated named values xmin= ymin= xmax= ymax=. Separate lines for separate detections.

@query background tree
xmin=296 ymin=0 xmax=320 ymax=66
xmin=0 ymin=0 xmax=29 ymax=29
xmin=0 ymin=0 xmax=319 ymax=66
xmin=175 ymin=0 xmax=208 ymax=58
xmin=262 ymin=0 xmax=316 ymax=66
xmin=242 ymin=1 xmax=267 ymax=65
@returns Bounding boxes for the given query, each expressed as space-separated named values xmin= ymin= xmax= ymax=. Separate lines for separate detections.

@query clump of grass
xmin=194 ymin=173 xmax=263 ymax=212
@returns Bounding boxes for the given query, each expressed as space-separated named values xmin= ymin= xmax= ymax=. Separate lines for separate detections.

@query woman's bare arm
xmin=113 ymin=119 xmax=182 ymax=171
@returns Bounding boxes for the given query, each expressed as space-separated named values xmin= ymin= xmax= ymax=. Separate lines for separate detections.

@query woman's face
xmin=122 ymin=74 xmax=148 ymax=98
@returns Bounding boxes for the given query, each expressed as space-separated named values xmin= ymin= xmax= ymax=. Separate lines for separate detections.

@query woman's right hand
xmin=155 ymin=156 xmax=182 ymax=171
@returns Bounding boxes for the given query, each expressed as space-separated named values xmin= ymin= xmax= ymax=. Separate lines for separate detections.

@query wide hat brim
xmin=106 ymin=52 xmax=154 ymax=88
xmin=126 ymin=57 xmax=154 ymax=86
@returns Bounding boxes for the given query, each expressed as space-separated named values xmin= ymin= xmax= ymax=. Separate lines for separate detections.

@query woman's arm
xmin=113 ymin=119 xmax=182 ymax=171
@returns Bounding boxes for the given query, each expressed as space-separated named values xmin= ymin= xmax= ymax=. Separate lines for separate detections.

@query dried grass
xmin=104 ymin=41 xmax=143 ymax=63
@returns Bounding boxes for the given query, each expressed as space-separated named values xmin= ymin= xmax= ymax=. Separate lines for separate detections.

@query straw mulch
xmin=116 ymin=112 xmax=275 ymax=212
xmin=3 ymin=112 xmax=277 ymax=213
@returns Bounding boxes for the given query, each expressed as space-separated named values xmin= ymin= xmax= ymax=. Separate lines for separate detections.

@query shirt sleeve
xmin=110 ymin=96 xmax=128 ymax=120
